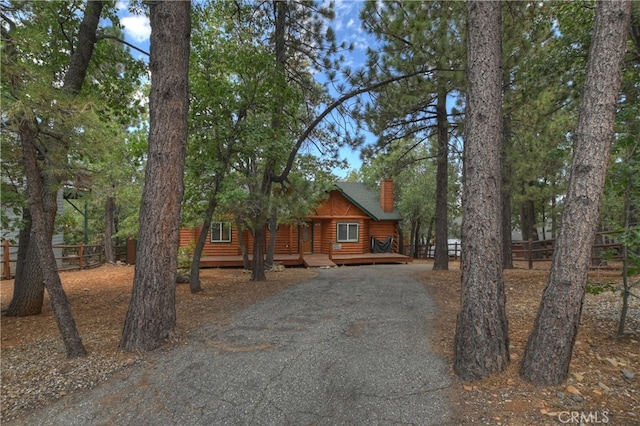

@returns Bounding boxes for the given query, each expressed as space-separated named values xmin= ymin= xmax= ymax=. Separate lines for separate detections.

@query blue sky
xmin=116 ymin=0 xmax=374 ymax=178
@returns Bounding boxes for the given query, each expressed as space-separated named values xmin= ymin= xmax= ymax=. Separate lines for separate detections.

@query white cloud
xmin=346 ymin=18 xmax=355 ymax=29
xmin=120 ymin=16 xmax=151 ymax=43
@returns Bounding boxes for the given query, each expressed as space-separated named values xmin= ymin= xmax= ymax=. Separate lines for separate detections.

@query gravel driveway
xmin=8 ymin=264 xmax=451 ymax=425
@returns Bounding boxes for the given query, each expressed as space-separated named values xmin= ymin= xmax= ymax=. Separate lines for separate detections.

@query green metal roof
xmin=334 ymin=182 xmax=402 ymax=221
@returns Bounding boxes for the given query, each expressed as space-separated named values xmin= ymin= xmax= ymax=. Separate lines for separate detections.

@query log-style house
xmin=179 ymin=179 xmax=411 ymax=267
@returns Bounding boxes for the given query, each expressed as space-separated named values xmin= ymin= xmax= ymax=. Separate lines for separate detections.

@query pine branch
xmin=271 ymin=66 xmax=438 ymax=183
xmin=97 ymin=34 xmax=150 ymax=56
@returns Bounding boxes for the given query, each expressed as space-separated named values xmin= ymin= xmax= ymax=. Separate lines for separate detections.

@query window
xmin=337 ymin=222 xmax=359 ymax=242
xmin=211 ymin=222 xmax=232 ymax=243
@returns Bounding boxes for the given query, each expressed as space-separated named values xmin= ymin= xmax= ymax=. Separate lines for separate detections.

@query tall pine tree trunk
xmin=454 ymin=0 xmax=509 ymax=381
xmin=235 ymin=216 xmax=251 ymax=270
xmin=120 ymin=0 xmax=191 ymax=352
xmin=6 ymin=2 xmax=102 ymax=354
xmin=433 ymin=87 xmax=450 ymax=270
xmin=4 ymin=208 xmax=45 ymax=316
xmin=250 ymin=0 xmax=286 ymax=282
xmin=189 ymin=196 xmax=219 ymax=294
xmin=4 ymin=1 xmax=103 ymax=317
xmin=251 ymin=226 xmax=267 ymax=281
xmin=265 ymin=208 xmax=278 ymax=270
xmin=521 ymin=0 xmax=631 ymax=385
xmin=501 ymin=115 xmax=514 ymax=269
xmin=104 ymin=196 xmax=115 ymax=263
xmin=21 ymin=124 xmax=86 ymax=357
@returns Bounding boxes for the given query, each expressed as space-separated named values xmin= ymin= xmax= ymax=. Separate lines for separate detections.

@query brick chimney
xmin=380 ymin=179 xmax=394 ymax=213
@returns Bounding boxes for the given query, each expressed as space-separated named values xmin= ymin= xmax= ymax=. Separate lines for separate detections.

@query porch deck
xmin=199 ymin=253 xmax=412 ymax=268
xmin=331 ymin=253 xmax=412 ymax=266
xmin=200 ymin=254 xmax=302 ymax=268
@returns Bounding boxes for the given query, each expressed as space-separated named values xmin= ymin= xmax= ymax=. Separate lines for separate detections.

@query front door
xmin=300 ymin=221 xmax=313 ymax=254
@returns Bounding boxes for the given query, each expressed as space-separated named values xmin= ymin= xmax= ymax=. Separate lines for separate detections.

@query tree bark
xmin=265 ymin=208 xmax=278 ymax=270
xmin=251 ymin=226 xmax=267 ymax=281
xmin=454 ymin=0 xmax=509 ymax=381
xmin=4 ymin=208 xmax=45 ymax=316
xmin=413 ymin=219 xmax=421 ymax=258
xmin=250 ymin=0 xmax=286 ymax=281
xmin=521 ymin=0 xmax=631 ymax=385
xmin=433 ymin=87 xmax=450 ymax=270
xmin=502 ymin=116 xmax=514 ymax=269
xmin=120 ymin=0 xmax=191 ymax=352
xmin=190 ymin=196 xmax=220 ymax=294
xmin=618 ymin=175 xmax=634 ymax=336
xmin=4 ymin=1 xmax=103 ymax=318
xmin=21 ymin=124 xmax=87 ymax=357
xmin=63 ymin=0 xmax=103 ymax=95
xmin=235 ymin=216 xmax=251 ymax=270
xmin=104 ymin=195 xmax=115 ymax=263
xmin=520 ymin=197 xmax=538 ymax=242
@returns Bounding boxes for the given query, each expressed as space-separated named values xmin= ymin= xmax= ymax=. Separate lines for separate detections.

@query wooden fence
xmin=1 ymin=240 xmax=129 ymax=279
xmin=403 ymin=233 xmax=624 ymax=270
xmin=401 ymin=241 xmax=461 ymax=260
xmin=511 ymin=236 xmax=624 ymax=269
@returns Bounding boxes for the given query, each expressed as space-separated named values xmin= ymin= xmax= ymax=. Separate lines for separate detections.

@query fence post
xmin=78 ymin=243 xmax=84 ymax=270
xmin=528 ymin=238 xmax=533 ymax=270
xmin=3 ymin=240 xmax=10 ymax=279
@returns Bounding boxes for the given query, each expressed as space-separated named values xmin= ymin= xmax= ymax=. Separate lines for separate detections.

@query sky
xmin=115 ymin=0 xmax=374 ymax=179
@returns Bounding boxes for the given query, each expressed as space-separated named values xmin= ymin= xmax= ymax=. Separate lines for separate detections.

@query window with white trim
xmin=337 ymin=222 xmax=359 ymax=242
xmin=211 ymin=222 xmax=232 ymax=243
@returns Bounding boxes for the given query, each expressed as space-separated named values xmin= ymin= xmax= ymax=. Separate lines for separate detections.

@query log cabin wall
xmin=179 ymin=182 xmax=403 ymax=257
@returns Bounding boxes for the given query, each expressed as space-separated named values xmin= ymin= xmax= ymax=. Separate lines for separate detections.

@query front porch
xmin=199 ymin=252 xmax=412 ymax=269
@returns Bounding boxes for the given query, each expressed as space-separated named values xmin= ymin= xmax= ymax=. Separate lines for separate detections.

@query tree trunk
xmin=189 ymin=196 xmax=219 ymax=294
xmin=414 ymin=220 xmax=422 ymax=258
xmin=104 ymin=196 xmax=115 ymax=263
xmin=4 ymin=208 xmax=44 ymax=316
xmin=189 ymin=224 xmax=207 ymax=294
xmin=520 ymin=197 xmax=538 ymax=242
xmin=550 ymin=179 xmax=560 ymax=238
xmin=408 ymin=220 xmax=416 ymax=257
xmin=433 ymin=87 xmax=450 ymax=270
xmin=251 ymin=226 xmax=267 ymax=281
xmin=501 ymin=188 xmax=514 ymax=268
xmin=265 ymin=208 xmax=278 ymax=269
xmin=454 ymin=0 xmax=509 ymax=381
xmin=425 ymin=216 xmax=434 ymax=256
xmin=250 ymin=0 xmax=286 ymax=281
xmin=62 ymin=0 xmax=103 ymax=95
xmin=502 ymin=116 xmax=514 ymax=269
xmin=21 ymin=124 xmax=86 ymax=357
xmin=618 ymin=177 xmax=632 ymax=336
xmin=235 ymin=216 xmax=251 ymax=270
xmin=520 ymin=0 xmax=631 ymax=385
xmin=120 ymin=0 xmax=191 ymax=352
xmin=4 ymin=1 xmax=103 ymax=318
